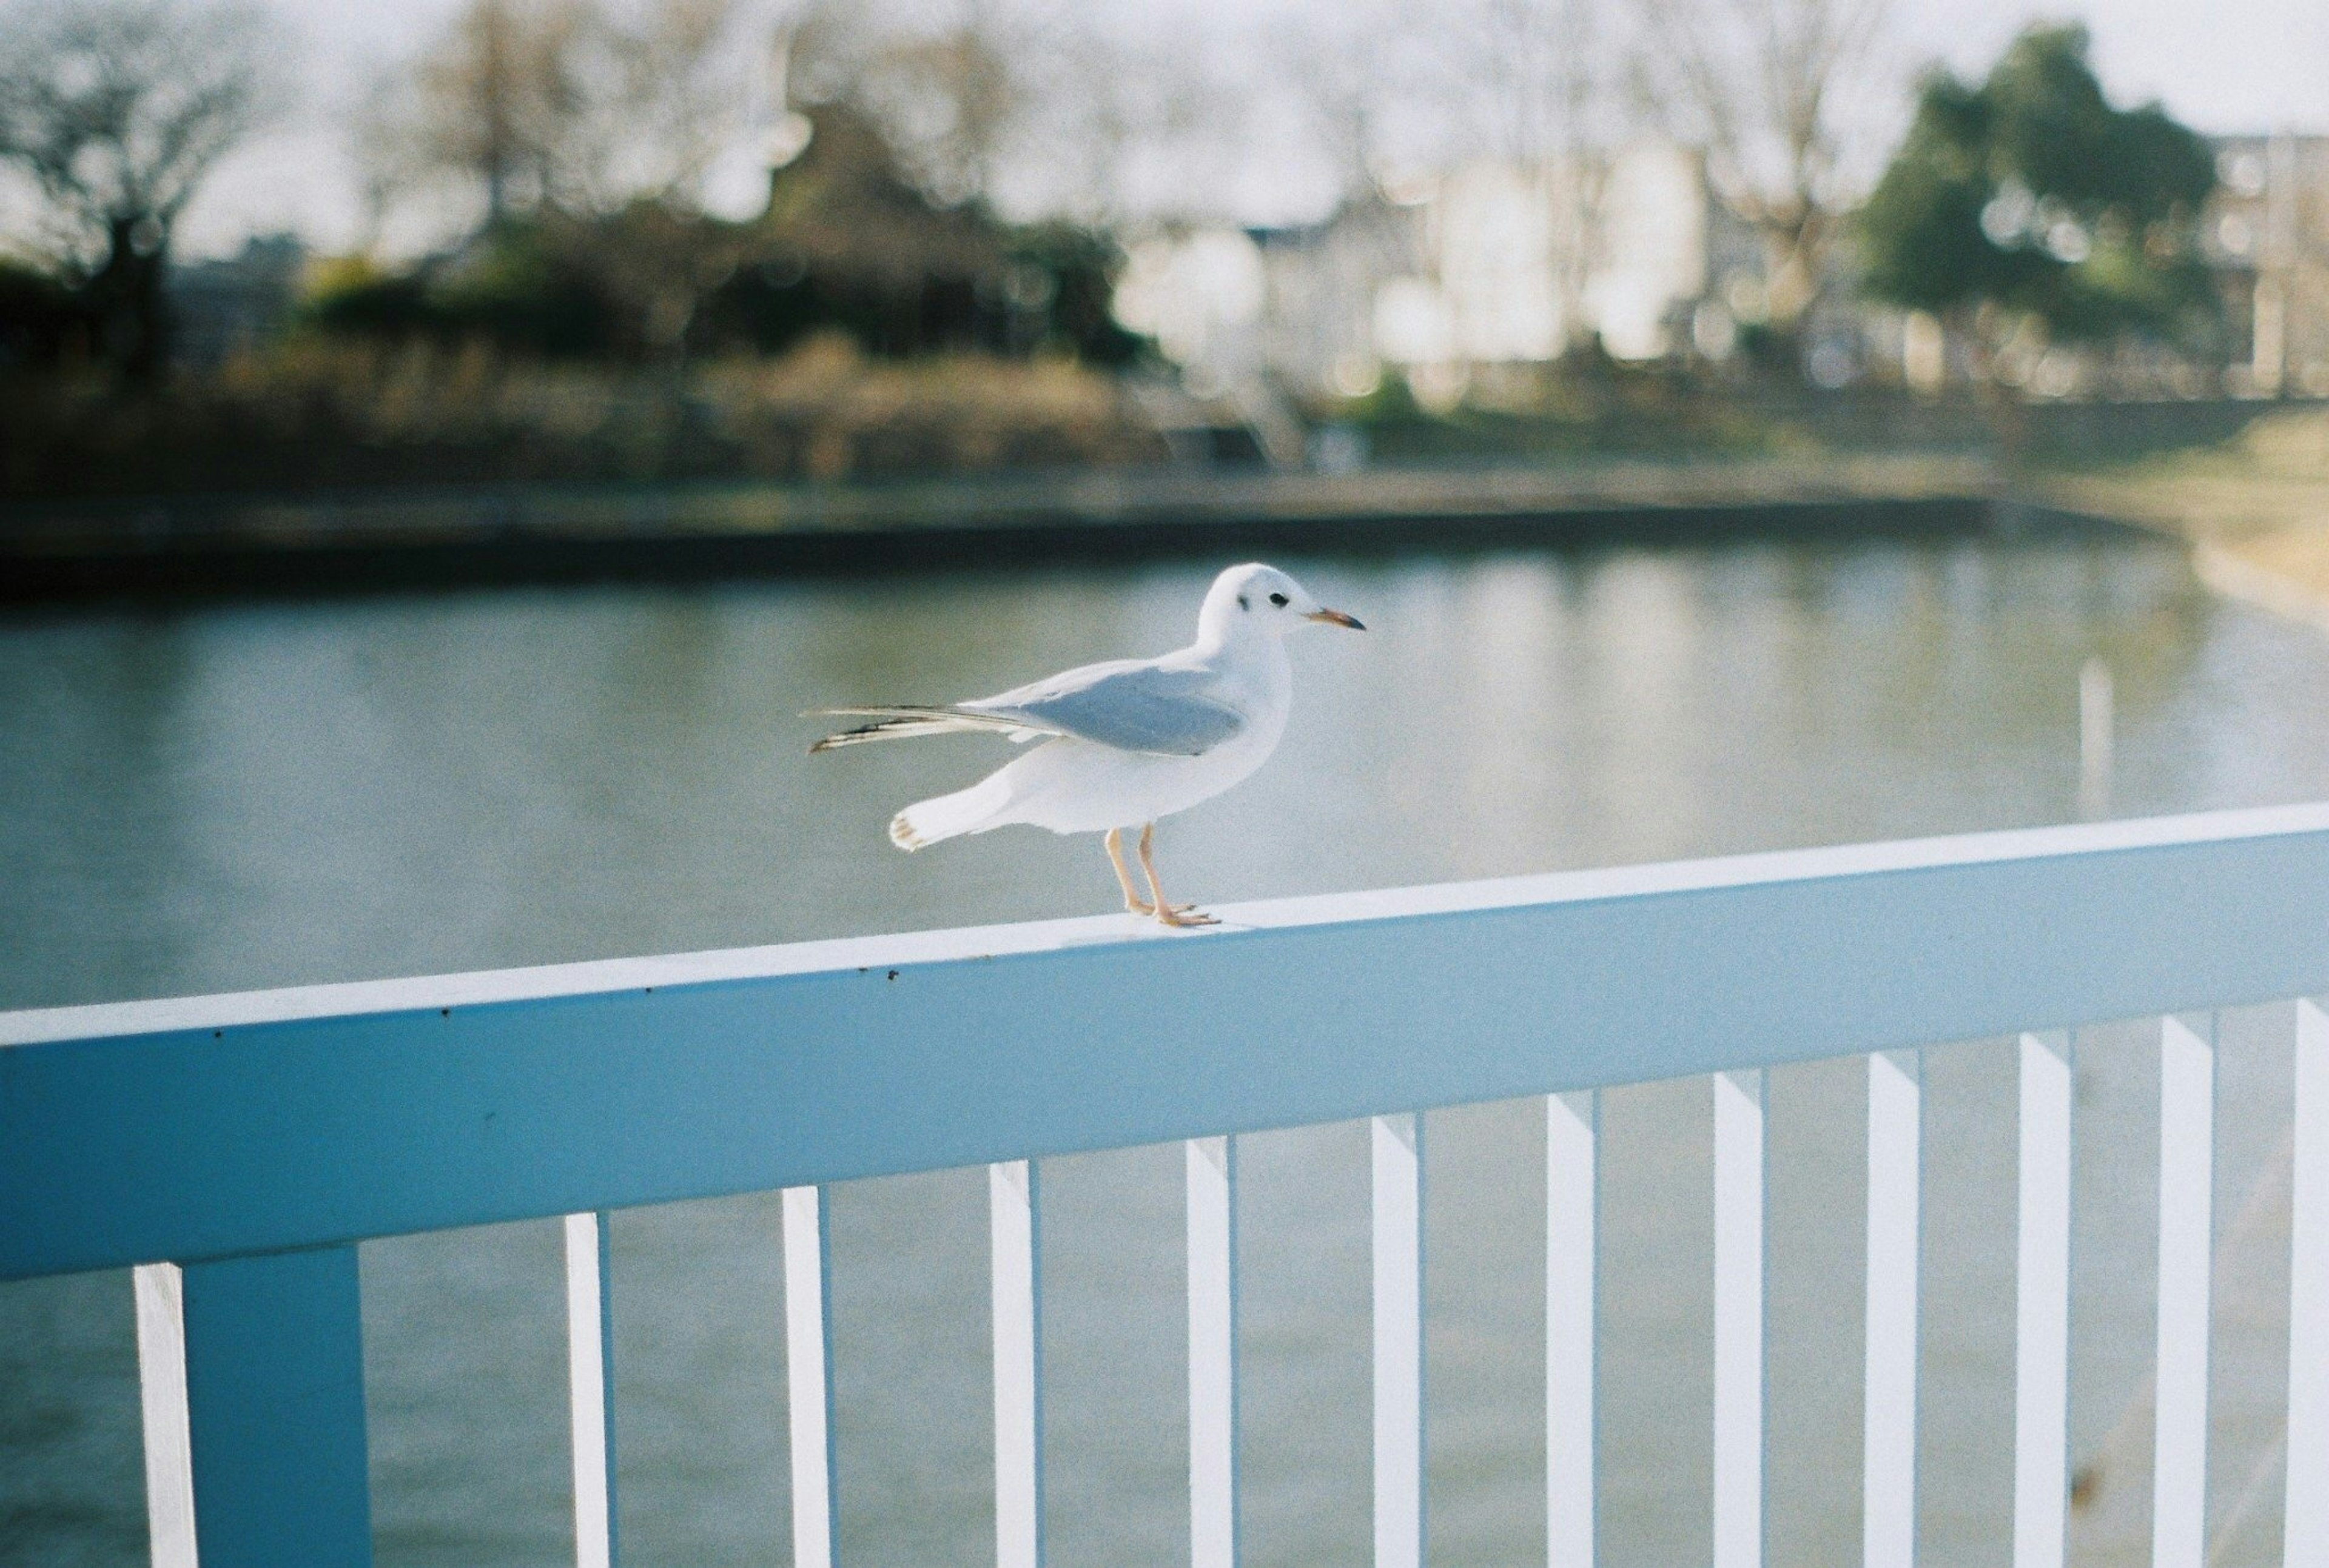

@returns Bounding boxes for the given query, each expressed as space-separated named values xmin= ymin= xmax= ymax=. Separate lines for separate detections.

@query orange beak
xmin=1305 ymin=608 xmax=1366 ymax=630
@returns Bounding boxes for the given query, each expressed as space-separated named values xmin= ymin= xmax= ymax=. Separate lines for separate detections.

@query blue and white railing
xmin=8 ymin=804 xmax=2329 ymax=1568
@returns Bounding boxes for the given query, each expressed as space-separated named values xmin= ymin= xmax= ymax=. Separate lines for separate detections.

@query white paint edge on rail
xmin=1863 ymin=1050 xmax=1921 ymax=1568
xmin=15 ymin=804 xmax=2329 ymax=1047
xmin=2151 ymin=1015 xmax=2214 ymax=1568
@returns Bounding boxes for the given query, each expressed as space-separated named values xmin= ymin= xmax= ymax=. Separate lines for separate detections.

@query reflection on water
xmin=2 ymin=540 xmax=2325 ymax=1567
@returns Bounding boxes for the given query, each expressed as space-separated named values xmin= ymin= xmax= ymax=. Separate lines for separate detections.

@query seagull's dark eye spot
xmin=1269 ymin=592 xmax=1289 ymax=607
xmin=1237 ymin=594 xmax=1249 ymax=610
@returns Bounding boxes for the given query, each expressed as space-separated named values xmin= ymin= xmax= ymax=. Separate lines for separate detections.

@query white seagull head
xmin=1196 ymin=562 xmax=1366 ymax=646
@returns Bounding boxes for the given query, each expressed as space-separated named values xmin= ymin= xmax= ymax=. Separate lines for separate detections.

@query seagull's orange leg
xmin=1106 ymin=828 xmax=1154 ymax=916
xmin=1138 ymin=822 xmax=1218 ymax=928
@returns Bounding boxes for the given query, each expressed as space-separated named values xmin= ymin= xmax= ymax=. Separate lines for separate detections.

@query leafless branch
xmin=0 ymin=0 xmax=272 ymax=271
xmin=1633 ymin=0 xmax=1890 ymax=320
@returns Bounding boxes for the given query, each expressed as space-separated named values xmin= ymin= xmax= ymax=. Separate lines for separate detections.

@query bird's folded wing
xmin=807 ymin=706 xmax=1060 ymax=752
xmin=967 ymin=660 xmax=1246 ymax=756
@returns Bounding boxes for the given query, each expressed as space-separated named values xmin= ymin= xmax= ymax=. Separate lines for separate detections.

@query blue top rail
xmin=7 ymin=803 xmax=2329 ymax=1283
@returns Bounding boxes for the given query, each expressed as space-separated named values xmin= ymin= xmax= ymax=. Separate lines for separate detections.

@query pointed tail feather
xmin=890 ymin=772 xmax=1016 ymax=851
xmin=808 ymin=705 xmax=1049 ymax=754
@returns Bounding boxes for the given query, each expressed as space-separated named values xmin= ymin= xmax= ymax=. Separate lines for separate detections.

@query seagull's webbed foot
xmin=1152 ymin=903 xmax=1220 ymax=928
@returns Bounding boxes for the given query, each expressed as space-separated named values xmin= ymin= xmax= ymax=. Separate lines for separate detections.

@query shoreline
xmin=2037 ymin=435 xmax=2329 ymax=634
xmin=1 ymin=452 xmax=2154 ymax=603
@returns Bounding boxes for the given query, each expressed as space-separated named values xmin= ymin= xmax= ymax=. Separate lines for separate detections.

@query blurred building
xmin=1117 ymin=132 xmax=2329 ymax=413
xmin=1252 ymin=194 xmax=1424 ymax=403
xmin=167 ymin=234 xmax=307 ymax=367
xmin=2207 ymin=134 xmax=2329 ymax=398
xmin=1114 ymin=144 xmax=1721 ymax=409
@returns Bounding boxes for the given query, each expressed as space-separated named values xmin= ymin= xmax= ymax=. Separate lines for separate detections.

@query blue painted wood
xmin=8 ymin=807 xmax=2329 ymax=1280
xmin=180 ymin=1244 xmax=372 ymax=1567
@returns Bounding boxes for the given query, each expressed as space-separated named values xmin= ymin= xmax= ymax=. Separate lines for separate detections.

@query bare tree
xmin=0 ymin=0 xmax=273 ymax=377
xmin=784 ymin=0 xmax=1225 ymax=227
xmin=1031 ymin=15 xmax=1234 ymax=228
xmin=1453 ymin=0 xmax=1628 ymax=355
xmin=408 ymin=0 xmax=573 ymax=224
xmin=354 ymin=0 xmax=790 ymax=360
xmin=553 ymin=0 xmax=775 ymax=215
xmin=1272 ymin=0 xmax=1396 ymax=199
xmin=786 ymin=0 xmax=1046 ymax=213
xmin=368 ymin=0 xmax=770 ymax=228
xmin=1634 ymin=0 xmax=1889 ymax=331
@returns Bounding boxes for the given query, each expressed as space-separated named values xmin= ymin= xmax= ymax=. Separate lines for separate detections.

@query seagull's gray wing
xmin=967 ymin=658 xmax=1246 ymax=756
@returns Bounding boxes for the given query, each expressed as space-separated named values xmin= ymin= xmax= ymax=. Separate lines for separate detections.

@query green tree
xmin=1860 ymin=25 xmax=2218 ymax=392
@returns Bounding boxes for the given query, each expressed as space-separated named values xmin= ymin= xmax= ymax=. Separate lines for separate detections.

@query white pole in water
xmin=2079 ymin=658 xmax=2114 ymax=820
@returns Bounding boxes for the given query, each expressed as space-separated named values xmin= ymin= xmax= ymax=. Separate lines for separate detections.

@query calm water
xmin=4 ymin=538 xmax=2325 ymax=1567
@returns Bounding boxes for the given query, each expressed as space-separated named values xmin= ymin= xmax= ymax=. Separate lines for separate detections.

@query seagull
xmin=810 ymin=563 xmax=1365 ymax=927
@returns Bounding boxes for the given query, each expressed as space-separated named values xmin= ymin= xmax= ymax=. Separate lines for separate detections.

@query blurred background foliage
xmin=301 ymin=108 xmax=1143 ymax=367
xmin=1860 ymin=27 xmax=2221 ymax=353
xmin=0 ymin=0 xmax=2316 ymax=502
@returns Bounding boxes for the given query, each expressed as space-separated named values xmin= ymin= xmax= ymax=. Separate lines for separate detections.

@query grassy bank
xmin=1 ymin=335 xmax=1167 ymax=503
xmin=2037 ymin=408 xmax=2329 ymax=625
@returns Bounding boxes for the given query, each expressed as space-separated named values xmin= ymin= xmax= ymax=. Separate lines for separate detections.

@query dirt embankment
xmin=2038 ymin=410 xmax=2329 ymax=627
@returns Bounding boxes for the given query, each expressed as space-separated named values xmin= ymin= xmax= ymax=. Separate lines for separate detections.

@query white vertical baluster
xmin=566 ymin=1211 xmax=618 ymax=1568
xmin=1547 ymin=1091 xmax=1598 ymax=1568
xmin=133 ymin=1261 xmax=197 ymax=1568
xmin=1188 ymin=1137 xmax=1239 ymax=1568
xmin=2289 ymin=1000 xmax=2329 ymax=1566
xmin=1712 ymin=1070 xmax=1766 ymax=1568
xmin=991 ymin=1160 xmax=1043 ymax=1568
xmin=784 ymin=1186 xmax=839 ymax=1568
xmin=1373 ymin=1113 xmax=1424 ymax=1568
xmin=1864 ymin=1051 xmax=1922 ymax=1568
xmin=2013 ymin=1032 xmax=2074 ymax=1568
xmin=2151 ymin=1016 xmax=2214 ymax=1568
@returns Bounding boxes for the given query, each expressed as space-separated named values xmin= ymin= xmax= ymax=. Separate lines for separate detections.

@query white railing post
xmin=566 ymin=1211 xmax=619 ymax=1568
xmin=991 ymin=1159 xmax=1043 ymax=1568
xmin=2290 ymin=1000 xmax=2329 ymax=1567
xmin=2013 ymin=1032 xmax=2074 ymax=1568
xmin=1864 ymin=1051 xmax=1921 ymax=1568
xmin=1712 ymin=1070 xmax=1766 ymax=1568
xmin=2151 ymin=1016 xmax=2215 ymax=1568
xmin=783 ymin=1186 xmax=841 ymax=1568
xmin=134 ymin=1262 xmax=198 ymax=1568
xmin=1547 ymin=1091 xmax=1597 ymax=1568
xmin=1373 ymin=1113 xmax=1424 ymax=1568
xmin=1188 ymin=1137 xmax=1239 ymax=1568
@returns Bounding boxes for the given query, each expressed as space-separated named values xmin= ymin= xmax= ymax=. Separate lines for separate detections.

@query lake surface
xmin=4 ymin=537 xmax=2325 ymax=1567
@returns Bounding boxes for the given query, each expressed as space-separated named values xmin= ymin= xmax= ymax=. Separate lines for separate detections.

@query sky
xmin=164 ymin=0 xmax=2329 ymax=261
